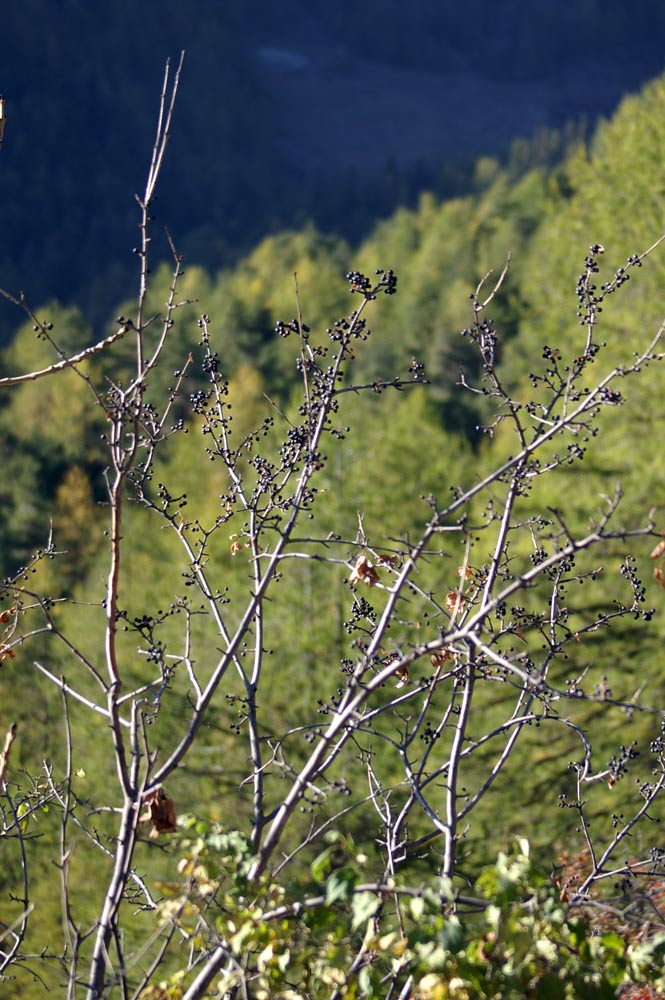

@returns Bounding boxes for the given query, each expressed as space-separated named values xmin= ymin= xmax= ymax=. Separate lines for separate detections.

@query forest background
xmin=4 ymin=1 xmax=665 ymax=997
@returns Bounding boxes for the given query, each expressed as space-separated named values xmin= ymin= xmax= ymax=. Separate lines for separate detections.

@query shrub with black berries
xmin=1 ymin=63 xmax=665 ymax=1000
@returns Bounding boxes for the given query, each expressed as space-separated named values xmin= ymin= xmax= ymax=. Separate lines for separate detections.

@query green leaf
xmin=437 ymin=916 xmax=466 ymax=954
xmin=358 ymin=964 xmax=375 ymax=996
xmin=629 ymin=930 xmax=665 ymax=977
xmin=277 ymin=949 xmax=290 ymax=973
xmin=351 ymin=891 xmax=380 ymax=931
xmin=310 ymin=847 xmax=331 ymax=884
xmin=534 ymin=937 xmax=558 ymax=964
xmin=17 ymin=801 xmax=29 ymax=834
xmin=325 ymin=868 xmax=358 ymax=905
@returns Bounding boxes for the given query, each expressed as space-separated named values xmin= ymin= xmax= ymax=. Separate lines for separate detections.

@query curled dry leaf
xmin=381 ymin=652 xmax=409 ymax=687
xmin=650 ymin=539 xmax=665 ymax=560
xmin=430 ymin=649 xmax=454 ymax=668
xmin=654 ymin=566 xmax=664 ymax=588
xmin=350 ymin=554 xmax=380 ymax=587
xmin=394 ymin=665 xmax=409 ymax=688
xmin=445 ymin=590 xmax=465 ymax=615
xmin=229 ymin=533 xmax=245 ymax=556
xmin=229 ymin=534 xmax=250 ymax=555
xmin=140 ymin=787 xmax=178 ymax=838
xmin=0 ymin=607 xmax=18 ymax=663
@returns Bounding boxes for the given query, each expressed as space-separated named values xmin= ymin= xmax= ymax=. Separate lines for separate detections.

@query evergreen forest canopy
xmin=3 ymin=52 xmax=665 ymax=1000
xmin=1 ymin=0 xmax=664 ymax=330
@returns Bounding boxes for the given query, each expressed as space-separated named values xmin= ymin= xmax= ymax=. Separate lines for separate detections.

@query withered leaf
xmin=349 ymin=554 xmax=380 ymax=587
xmin=445 ymin=590 xmax=466 ymax=615
xmin=430 ymin=649 xmax=454 ymax=668
xmin=394 ymin=665 xmax=409 ymax=688
xmin=140 ymin=787 xmax=177 ymax=838
xmin=651 ymin=539 xmax=665 ymax=560
xmin=380 ymin=652 xmax=409 ymax=687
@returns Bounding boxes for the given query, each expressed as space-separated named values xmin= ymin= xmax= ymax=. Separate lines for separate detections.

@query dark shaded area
xmin=0 ymin=0 xmax=663 ymax=335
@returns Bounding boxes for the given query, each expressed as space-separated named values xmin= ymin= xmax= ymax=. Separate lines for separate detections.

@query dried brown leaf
xmin=140 ymin=787 xmax=178 ymax=838
xmin=651 ymin=539 xmax=665 ymax=560
xmin=430 ymin=649 xmax=454 ymax=668
xmin=445 ymin=590 xmax=465 ymax=615
xmin=350 ymin=555 xmax=380 ymax=587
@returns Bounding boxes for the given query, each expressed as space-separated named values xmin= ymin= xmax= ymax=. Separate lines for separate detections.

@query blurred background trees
xmin=0 ymin=0 xmax=663 ymax=329
xmin=3 ymin=8 xmax=665 ymax=995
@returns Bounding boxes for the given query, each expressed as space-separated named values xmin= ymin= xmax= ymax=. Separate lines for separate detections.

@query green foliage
xmin=205 ymin=227 xmax=350 ymax=396
xmin=349 ymin=167 xmax=549 ymax=436
xmin=0 ymin=305 xmax=101 ymax=463
xmin=145 ymin=833 xmax=665 ymax=999
xmin=509 ymin=74 xmax=665 ymax=378
xmin=108 ymin=262 xmax=214 ymax=404
xmin=0 ymin=304 xmax=106 ymax=556
xmin=6 ymin=62 xmax=665 ymax=1000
